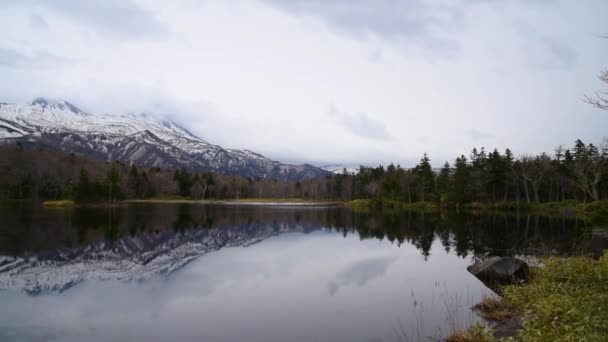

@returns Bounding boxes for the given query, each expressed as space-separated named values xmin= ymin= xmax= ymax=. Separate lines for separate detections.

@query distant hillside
xmin=0 ymin=98 xmax=329 ymax=182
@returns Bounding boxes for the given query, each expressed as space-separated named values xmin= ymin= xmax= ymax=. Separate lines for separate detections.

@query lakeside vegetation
xmin=41 ymin=199 xmax=75 ymax=207
xmin=346 ymin=198 xmax=608 ymax=224
xmin=1 ymin=138 xmax=606 ymax=217
xmin=449 ymin=252 xmax=608 ymax=341
xmin=124 ymin=197 xmax=341 ymax=204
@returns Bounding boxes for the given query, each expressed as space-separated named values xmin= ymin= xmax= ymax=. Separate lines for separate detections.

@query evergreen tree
xmin=174 ymin=168 xmax=193 ymax=197
xmin=435 ymin=161 xmax=452 ymax=197
xmin=415 ymin=153 xmax=435 ymax=202
xmin=452 ymin=155 xmax=471 ymax=204
xmin=75 ymin=168 xmax=92 ymax=203
xmin=128 ymin=164 xmax=141 ymax=198
xmin=106 ymin=163 xmax=121 ymax=203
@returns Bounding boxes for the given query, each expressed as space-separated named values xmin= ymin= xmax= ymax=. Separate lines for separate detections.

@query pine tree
xmin=106 ymin=163 xmax=121 ymax=203
xmin=75 ymin=168 xmax=92 ymax=203
xmin=452 ymin=155 xmax=470 ymax=204
xmin=415 ymin=153 xmax=435 ymax=202
xmin=435 ymin=161 xmax=452 ymax=197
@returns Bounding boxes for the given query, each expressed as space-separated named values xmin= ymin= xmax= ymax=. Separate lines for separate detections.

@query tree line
xmin=347 ymin=139 xmax=608 ymax=205
xmin=1 ymin=138 xmax=607 ymax=205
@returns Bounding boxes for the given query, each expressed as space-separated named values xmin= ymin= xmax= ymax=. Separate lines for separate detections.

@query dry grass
xmin=445 ymin=324 xmax=496 ymax=342
xmin=472 ymin=296 xmax=517 ymax=322
xmin=42 ymin=200 xmax=75 ymax=207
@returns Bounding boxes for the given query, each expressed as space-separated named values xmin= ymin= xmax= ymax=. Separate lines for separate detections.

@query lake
xmin=0 ymin=203 xmax=591 ymax=342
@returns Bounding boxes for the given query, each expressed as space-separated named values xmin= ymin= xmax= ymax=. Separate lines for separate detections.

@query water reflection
xmin=1 ymin=231 xmax=486 ymax=342
xmin=0 ymin=203 xmax=593 ymax=342
xmin=328 ymin=256 xmax=396 ymax=296
xmin=0 ymin=203 xmax=590 ymax=261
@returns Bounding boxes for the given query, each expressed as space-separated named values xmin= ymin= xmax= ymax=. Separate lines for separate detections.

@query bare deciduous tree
xmin=569 ymin=138 xmax=608 ymax=201
xmin=584 ymin=35 xmax=608 ymax=110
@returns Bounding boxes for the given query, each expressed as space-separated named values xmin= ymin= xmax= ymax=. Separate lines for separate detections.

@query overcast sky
xmin=1 ymin=0 xmax=607 ymax=166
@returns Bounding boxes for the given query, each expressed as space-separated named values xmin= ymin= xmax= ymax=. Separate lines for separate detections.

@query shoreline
xmin=122 ymin=198 xmax=344 ymax=206
xmin=449 ymin=252 xmax=608 ymax=341
xmin=39 ymin=198 xmax=344 ymax=207
xmin=344 ymin=198 xmax=608 ymax=222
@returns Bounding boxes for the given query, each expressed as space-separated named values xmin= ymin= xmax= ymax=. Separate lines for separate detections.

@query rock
xmin=467 ymin=256 xmax=529 ymax=293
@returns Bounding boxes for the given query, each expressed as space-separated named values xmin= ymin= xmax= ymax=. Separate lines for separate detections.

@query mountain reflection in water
xmin=0 ymin=203 xmax=589 ymax=295
xmin=0 ymin=203 xmax=593 ymax=342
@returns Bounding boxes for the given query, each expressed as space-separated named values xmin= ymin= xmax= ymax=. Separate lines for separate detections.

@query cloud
xmin=264 ymin=0 xmax=462 ymax=55
xmin=466 ymin=128 xmax=494 ymax=142
xmin=327 ymin=257 xmax=395 ymax=296
xmin=328 ymin=105 xmax=392 ymax=141
xmin=3 ymin=0 xmax=169 ymax=40
xmin=516 ymin=22 xmax=578 ymax=71
xmin=0 ymin=47 xmax=66 ymax=68
xmin=537 ymin=36 xmax=577 ymax=70
xmin=368 ymin=47 xmax=382 ymax=62
xmin=29 ymin=14 xmax=48 ymax=30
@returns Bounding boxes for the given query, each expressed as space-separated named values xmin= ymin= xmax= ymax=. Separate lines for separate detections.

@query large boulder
xmin=467 ymin=256 xmax=529 ymax=293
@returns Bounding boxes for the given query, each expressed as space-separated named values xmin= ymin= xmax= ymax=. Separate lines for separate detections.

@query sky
xmin=0 ymin=0 xmax=607 ymax=167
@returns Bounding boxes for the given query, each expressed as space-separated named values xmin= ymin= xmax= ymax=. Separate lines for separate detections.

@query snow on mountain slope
xmin=0 ymin=98 xmax=329 ymax=181
xmin=321 ymin=164 xmax=360 ymax=174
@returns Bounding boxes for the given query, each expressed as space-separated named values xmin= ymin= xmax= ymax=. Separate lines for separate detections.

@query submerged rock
xmin=467 ymin=256 xmax=529 ymax=293
xmin=493 ymin=313 xmax=524 ymax=338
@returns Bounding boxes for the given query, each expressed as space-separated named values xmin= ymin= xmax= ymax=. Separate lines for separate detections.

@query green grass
xmin=42 ymin=199 xmax=76 ymax=207
xmin=445 ymin=324 xmax=499 ymax=342
xmin=345 ymin=198 xmax=608 ymax=224
xmin=139 ymin=195 xmax=193 ymax=201
xmin=463 ymin=201 xmax=529 ymax=211
xmin=345 ymin=198 xmax=439 ymax=212
xmin=344 ymin=199 xmax=373 ymax=212
xmin=223 ymin=198 xmax=340 ymax=203
xmin=501 ymin=252 xmax=608 ymax=341
xmin=530 ymin=200 xmax=608 ymax=225
xmin=448 ymin=253 xmax=608 ymax=341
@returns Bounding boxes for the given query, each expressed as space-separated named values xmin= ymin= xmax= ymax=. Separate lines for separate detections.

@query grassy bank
xmin=345 ymin=198 xmax=438 ymax=212
xmin=41 ymin=200 xmax=75 ymax=207
xmin=450 ymin=252 xmax=608 ymax=341
xmin=124 ymin=197 xmax=343 ymax=204
xmin=345 ymin=198 xmax=608 ymax=222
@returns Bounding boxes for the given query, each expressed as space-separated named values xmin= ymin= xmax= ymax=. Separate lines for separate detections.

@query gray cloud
xmin=29 ymin=14 xmax=48 ymax=30
xmin=265 ymin=0 xmax=462 ymax=54
xmin=516 ymin=23 xmax=578 ymax=71
xmin=3 ymin=0 xmax=168 ymax=40
xmin=328 ymin=257 xmax=395 ymax=296
xmin=538 ymin=36 xmax=577 ymax=70
xmin=466 ymin=128 xmax=494 ymax=141
xmin=329 ymin=105 xmax=392 ymax=141
xmin=0 ymin=47 xmax=66 ymax=68
xmin=368 ymin=47 xmax=382 ymax=62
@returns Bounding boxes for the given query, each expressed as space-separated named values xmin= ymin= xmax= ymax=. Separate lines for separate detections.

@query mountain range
xmin=0 ymin=98 xmax=329 ymax=181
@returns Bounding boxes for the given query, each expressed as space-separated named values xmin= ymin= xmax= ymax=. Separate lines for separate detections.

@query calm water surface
xmin=0 ymin=203 xmax=590 ymax=342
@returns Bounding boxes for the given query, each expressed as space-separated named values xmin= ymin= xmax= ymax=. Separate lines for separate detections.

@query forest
xmin=0 ymin=138 xmax=607 ymax=207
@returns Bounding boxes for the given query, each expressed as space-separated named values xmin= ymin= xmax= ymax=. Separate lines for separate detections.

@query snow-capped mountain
xmin=0 ymin=98 xmax=329 ymax=181
xmin=0 ymin=222 xmax=318 ymax=295
xmin=320 ymin=164 xmax=360 ymax=174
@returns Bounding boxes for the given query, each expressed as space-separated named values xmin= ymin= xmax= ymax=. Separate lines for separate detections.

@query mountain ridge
xmin=0 ymin=98 xmax=329 ymax=181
